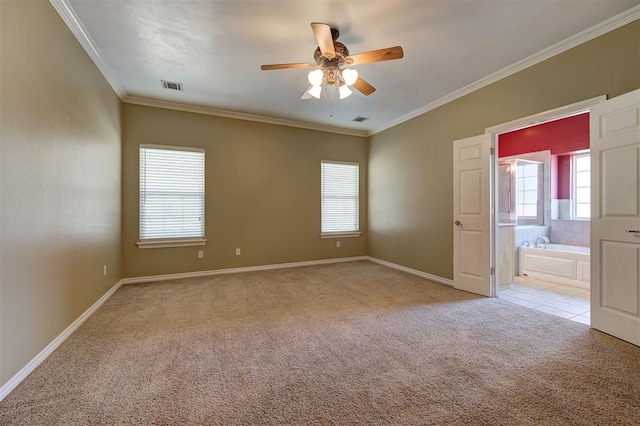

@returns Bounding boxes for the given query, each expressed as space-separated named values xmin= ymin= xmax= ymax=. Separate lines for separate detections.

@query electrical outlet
xmin=235 ymin=248 xmax=241 ymax=256
xmin=103 ymin=265 xmax=107 ymax=276
xmin=336 ymin=241 xmax=341 ymax=248
xmin=198 ymin=250 xmax=204 ymax=259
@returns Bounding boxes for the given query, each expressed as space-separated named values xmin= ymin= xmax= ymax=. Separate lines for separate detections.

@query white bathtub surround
xmin=549 ymin=219 xmax=590 ymax=246
xmin=514 ymin=225 xmax=550 ymax=249
xmin=518 ymin=244 xmax=590 ymax=289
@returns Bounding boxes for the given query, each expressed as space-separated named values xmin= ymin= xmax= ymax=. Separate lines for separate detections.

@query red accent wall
xmin=556 ymin=154 xmax=572 ymax=199
xmin=498 ymin=113 xmax=589 ymax=157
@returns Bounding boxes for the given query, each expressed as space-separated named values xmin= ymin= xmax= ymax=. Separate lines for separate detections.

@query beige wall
xmin=122 ymin=104 xmax=368 ymax=278
xmin=0 ymin=1 xmax=122 ymax=385
xmin=0 ymin=0 xmax=636 ymax=394
xmin=369 ymin=21 xmax=640 ymax=279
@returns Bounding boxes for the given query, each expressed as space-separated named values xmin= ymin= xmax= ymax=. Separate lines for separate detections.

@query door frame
xmin=484 ymin=95 xmax=606 ymax=297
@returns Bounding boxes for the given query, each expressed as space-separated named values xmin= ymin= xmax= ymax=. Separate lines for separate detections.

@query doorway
xmin=453 ymin=90 xmax=640 ymax=345
xmin=486 ymin=97 xmax=604 ymax=323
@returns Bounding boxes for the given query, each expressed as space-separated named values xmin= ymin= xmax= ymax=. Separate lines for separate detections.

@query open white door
xmin=590 ymin=89 xmax=640 ymax=346
xmin=453 ymin=134 xmax=493 ymax=296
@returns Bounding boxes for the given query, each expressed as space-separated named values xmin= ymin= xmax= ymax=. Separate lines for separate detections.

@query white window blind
xmin=139 ymin=145 xmax=205 ymax=242
xmin=321 ymin=161 xmax=359 ymax=234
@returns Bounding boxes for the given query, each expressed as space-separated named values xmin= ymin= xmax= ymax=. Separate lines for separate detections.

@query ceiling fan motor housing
xmin=314 ymin=42 xmax=349 ymax=64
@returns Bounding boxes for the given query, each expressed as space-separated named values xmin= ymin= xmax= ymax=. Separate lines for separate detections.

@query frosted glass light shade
xmin=338 ymin=84 xmax=352 ymax=99
xmin=308 ymin=69 xmax=324 ymax=86
xmin=342 ymin=68 xmax=358 ymax=86
xmin=308 ymin=85 xmax=322 ymax=99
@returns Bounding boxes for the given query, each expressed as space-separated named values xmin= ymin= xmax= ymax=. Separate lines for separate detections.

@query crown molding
xmin=51 ymin=0 xmax=638 ymax=138
xmin=50 ymin=0 xmax=365 ymax=137
xmin=368 ymin=5 xmax=640 ymax=136
xmin=123 ymin=96 xmax=369 ymax=137
xmin=49 ymin=0 xmax=127 ymax=98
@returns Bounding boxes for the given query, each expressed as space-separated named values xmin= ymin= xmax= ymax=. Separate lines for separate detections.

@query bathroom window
xmin=573 ymin=152 xmax=590 ymax=219
xmin=516 ymin=162 xmax=539 ymax=219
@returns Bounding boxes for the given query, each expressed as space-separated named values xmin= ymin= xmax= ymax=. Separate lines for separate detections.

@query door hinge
xmin=490 ymin=147 xmax=495 ymax=156
xmin=490 ymin=266 xmax=495 ymax=276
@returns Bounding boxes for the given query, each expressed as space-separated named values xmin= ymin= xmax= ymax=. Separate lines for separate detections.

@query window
xmin=321 ymin=161 xmax=360 ymax=237
xmin=516 ymin=162 xmax=539 ymax=219
xmin=573 ymin=152 xmax=590 ymax=219
xmin=138 ymin=145 xmax=205 ymax=248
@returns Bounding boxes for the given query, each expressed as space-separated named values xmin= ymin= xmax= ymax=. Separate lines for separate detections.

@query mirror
xmin=498 ymin=151 xmax=550 ymax=226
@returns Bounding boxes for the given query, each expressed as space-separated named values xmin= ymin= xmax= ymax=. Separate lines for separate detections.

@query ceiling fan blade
xmin=261 ymin=62 xmax=316 ymax=71
xmin=352 ymin=77 xmax=376 ymax=96
xmin=345 ymin=46 xmax=404 ymax=66
xmin=311 ymin=22 xmax=335 ymax=59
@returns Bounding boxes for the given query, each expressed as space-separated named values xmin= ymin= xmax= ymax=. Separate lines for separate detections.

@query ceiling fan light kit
xmin=261 ymin=22 xmax=404 ymax=101
xmin=342 ymin=68 xmax=359 ymax=86
xmin=338 ymin=84 xmax=353 ymax=100
xmin=306 ymin=67 xmax=359 ymax=99
xmin=307 ymin=69 xmax=324 ymax=86
xmin=307 ymin=85 xmax=323 ymax=99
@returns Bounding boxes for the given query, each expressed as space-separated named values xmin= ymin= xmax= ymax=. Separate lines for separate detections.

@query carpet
xmin=1 ymin=260 xmax=638 ymax=425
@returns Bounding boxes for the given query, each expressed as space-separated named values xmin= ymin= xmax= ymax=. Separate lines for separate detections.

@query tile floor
xmin=499 ymin=276 xmax=590 ymax=325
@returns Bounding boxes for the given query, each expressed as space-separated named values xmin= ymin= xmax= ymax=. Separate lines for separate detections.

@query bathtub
xmin=518 ymin=244 xmax=590 ymax=289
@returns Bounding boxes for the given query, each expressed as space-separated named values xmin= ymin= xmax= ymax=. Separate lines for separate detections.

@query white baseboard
xmin=0 ymin=279 xmax=123 ymax=402
xmin=1 ymin=256 xmax=369 ymax=401
xmin=120 ymin=256 xmax=370 ymax=285
xmin=0 ymin=254 xmax=446 ymax=402
xmin=366 ymin=257 xmax=454 ymax=287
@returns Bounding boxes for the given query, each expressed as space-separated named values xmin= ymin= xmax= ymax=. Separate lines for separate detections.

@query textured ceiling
xmin=58 ymin=0 xmax=639 ymax=135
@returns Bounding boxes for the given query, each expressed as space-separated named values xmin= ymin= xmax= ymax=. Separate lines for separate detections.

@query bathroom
xmin=496 ymin=112 xmax=591 ymax=323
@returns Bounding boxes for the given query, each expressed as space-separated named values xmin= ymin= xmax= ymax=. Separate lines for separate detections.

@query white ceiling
xmin=55 ymin=0 xmax=639 ymax=136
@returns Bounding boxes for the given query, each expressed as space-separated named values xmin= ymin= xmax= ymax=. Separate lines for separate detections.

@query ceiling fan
xmin=260 ymin=23 xmax=404 ymax=100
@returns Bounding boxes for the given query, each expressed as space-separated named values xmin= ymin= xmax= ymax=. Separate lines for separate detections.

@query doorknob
xmin=454 ymin=220 xmax=463 ymax=227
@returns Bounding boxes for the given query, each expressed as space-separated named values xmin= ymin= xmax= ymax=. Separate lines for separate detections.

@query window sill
xmin=137 ymin=238 xmax=207 ymax=249
xmin=321 ymin=232 xmax=361 ymax=239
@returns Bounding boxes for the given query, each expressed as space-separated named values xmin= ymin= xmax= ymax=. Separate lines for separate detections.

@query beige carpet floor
xmin=1 ymin=260 xmax=638 ymax=425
